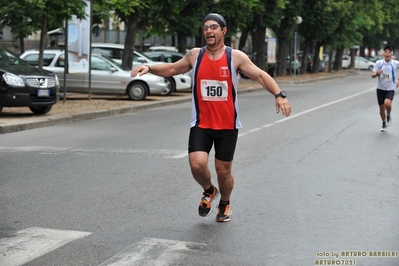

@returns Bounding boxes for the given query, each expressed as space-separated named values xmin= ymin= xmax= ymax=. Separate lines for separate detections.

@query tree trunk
xmin=123 ymin=12 xmax=139 ymax=70
xmin=238 ymin=30 xmax=248 ymax=51
xmin=275 ymin=36 xmax=289 ymax=76
xmin=253 ymin=26 xmax=266 ymax=70
xmin=19 ymin=32 xmax=25 ymax=55
xmin=328 ymin=50 xmax=333 ymax=73
xmin=360 ymin=46 xmax=365 ymax=57
xmin=301 ymin=40 xmax=311 ymax=74
xmin=38 ymin=13 xmax=48 ymax=69
xmin=177 ymin=33 xmax=187 ymax=53
xmin=333 ymin=46 xmax=344 ymax=71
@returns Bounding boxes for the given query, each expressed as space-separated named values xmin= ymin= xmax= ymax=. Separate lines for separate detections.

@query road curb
xmin=0 ymin=97 xmax=193 ymax=134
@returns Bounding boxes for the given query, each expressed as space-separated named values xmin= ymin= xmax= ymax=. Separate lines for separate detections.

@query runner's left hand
xmin=275 ymin=98 xmax=291 ymax=117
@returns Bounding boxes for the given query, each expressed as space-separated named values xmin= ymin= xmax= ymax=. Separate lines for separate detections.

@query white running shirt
xmin=373 ymin=59 xmax=399 ymax=91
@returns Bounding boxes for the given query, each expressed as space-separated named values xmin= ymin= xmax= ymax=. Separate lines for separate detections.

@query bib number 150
xmin=200 ymin=79 xmax=228 ymax=101
xmin=206 ymin=85 xmax=223 ymax=97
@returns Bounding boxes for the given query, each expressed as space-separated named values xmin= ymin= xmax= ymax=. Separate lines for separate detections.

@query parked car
xmin=297 ymin=52 xmax=313 ymax=72
xmin=286 ymin=54 xmax=301 ymax=74
xmin=144 ymin=51 xmax=185 ymax=63
xmin=91 ymin=43 xmax=191 ymax=95
xmin=365 ymin=56 xmax=383 ymax=63
xmin=342 ymin=55 xmax=375 ymax=70
xmin=341 ymin=54 xmax=351 ymax=68
xmin=148 ymin=46 xmax=178 ymax=52
xmin=0 ymin=47 xmax=59 ymax=114
xmin=20 ymin=49 xmax=168 ymax=101
xmin=297 ymin=52 xmax=325 ymax=72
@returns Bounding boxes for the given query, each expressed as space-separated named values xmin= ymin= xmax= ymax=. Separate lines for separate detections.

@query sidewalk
xmin=0 ymin=70 xmax=354 ymax=134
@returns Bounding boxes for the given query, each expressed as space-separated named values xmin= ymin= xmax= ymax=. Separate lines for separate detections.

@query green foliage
xmin=2 ymin=0 xmax=399 ymax=73
xmin=0 ymin=0 xmax=87 ymax=39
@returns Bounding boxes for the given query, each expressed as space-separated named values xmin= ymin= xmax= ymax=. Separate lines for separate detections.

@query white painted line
xmin=0 ymin=146 xmax=187 ymax=159
xmin=0 ymin=227 xmax=91 ymax=266
xmin=261 ymin=123 xmax=275 ymax=128
xmin=99 ymin=237 xmax=206 ymax=266
xmin=171 ymin=151 xmax=188 ymax=159
xmin=248 ymin=127 xmax=262 ymax=133
xmin=283 ymin=87 xmax=375 ymax=121
xmin=242 ymin=87 xmax=375 ymax=137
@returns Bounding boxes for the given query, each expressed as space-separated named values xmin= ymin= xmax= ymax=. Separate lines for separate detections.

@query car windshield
xmin=134 ymin=51 xmax=154 ymax=63
xmin=100 ymin=55 xmax=131 ymax=71
xmin=0 ymin=48 xmax=25 ymax=66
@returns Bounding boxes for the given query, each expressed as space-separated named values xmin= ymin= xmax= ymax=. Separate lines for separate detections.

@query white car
xmin=342 ymin=55 xmax=375 ymax=70
xmin=148 ymin=46 xmax=178 ymax=52
xmin=20 ymin=49 xmax=168 ymax=101
xmin=91 ymin=43 xmax=192 ymax=95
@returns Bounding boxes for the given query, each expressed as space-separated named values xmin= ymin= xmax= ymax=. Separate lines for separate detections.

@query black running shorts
xmin=188 ymin=127 xmax=239 ymax=161
xmin=376 ymin=89 xmax=395 ymax=105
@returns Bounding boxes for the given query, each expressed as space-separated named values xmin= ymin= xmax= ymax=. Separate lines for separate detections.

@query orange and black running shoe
xmin=198 ymin=186 xmax=219 ymax=217
xmin=216 ymin=204 xmax=232 ymax=222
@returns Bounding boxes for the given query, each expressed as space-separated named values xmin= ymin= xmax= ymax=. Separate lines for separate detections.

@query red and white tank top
xmin=190 ymin=46 xmax=242 ymax=130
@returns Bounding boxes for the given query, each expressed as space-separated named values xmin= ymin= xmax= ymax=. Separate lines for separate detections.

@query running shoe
xmin=198 ymin=186 xmax=219 ymax=217
xmin=381 ymin=121 xmax=387 ymax=132
xmin=216 ymin=204 xmax=232 ymax=222
xmin=387 ymin=115 xmax=392 ymax=126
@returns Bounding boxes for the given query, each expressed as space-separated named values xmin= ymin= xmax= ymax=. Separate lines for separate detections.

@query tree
xmin=268 ymin=0 xmax=305 ymax=76
xmin=0 ymin=0 xmax=40 ymax=53
xmin=105 ymin=0 xmax=145 ymax=69
xmin=144 ymin=0 xmax=209 ymax=53
xmin=0 ymin=0 xmax=87 ymax=67
xmin=361 ymin=0 xmax=399 ymax=54
xmin=297 ymin=0 xmax=342 ymax=73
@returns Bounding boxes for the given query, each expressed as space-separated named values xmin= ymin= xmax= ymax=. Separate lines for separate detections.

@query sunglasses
xmin=202 ymin=24 xmax=219 ymax=31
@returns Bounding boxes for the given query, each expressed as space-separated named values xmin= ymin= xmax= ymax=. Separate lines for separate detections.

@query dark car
xmin=297 ymin=52 xmax=325 ymax=72
xmin=0 ymin=47 xmax=59 ymax=114
xmin=366 ymin=56 xmax=383 ymax=63
xmin=143 ymin=50 xmax=185 ymax=63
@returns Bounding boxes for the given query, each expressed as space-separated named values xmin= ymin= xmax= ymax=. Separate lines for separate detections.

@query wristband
xmin=145 ymin=65 xmax=151 ymax=73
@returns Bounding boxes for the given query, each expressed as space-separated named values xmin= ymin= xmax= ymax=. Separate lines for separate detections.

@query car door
xmin=52 ymin=54 xmax=87 ymax=92
xmin=89 ymin=56 xmax=124 ymax=93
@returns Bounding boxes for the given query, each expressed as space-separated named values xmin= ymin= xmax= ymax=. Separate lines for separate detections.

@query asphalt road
xmin=0 ymin=71 xmax=398 ymax=266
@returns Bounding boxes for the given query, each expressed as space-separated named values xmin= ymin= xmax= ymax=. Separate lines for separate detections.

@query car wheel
xmin=29 ymin=105 xmax=53 ymax=114
xmin=161 ymin=77 xmax=175 ymax=96
xmin=127 ymin=81 xmax=148 ymax=100
xmin=368 ymin=65 xmax=373 ymax=70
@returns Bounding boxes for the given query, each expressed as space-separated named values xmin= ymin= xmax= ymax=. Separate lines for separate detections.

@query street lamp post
xmin=293 ymin=16 xmax=302 ymax=81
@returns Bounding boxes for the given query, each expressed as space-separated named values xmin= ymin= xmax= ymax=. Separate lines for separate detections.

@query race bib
xmin=381 ymin=71 xmax=391 ymax=80
xmin=381 ymin=65 xmax=393 ymax=80
xmin=200 ymin=79 xmax=228 ymax=101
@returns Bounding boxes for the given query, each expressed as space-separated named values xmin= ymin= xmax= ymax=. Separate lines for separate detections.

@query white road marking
xmin=243 ymin=87 xmax=375 ymax=137
xmin=172 ymin=152 xmax=188 ymax=159
xmin=282 ymin=87 xmax=375 ymax=122
xmin=0 ymin=227 xmax=91 ymax=266
xmin=99 ymin=237 xmax=206 ymax=266
xmin=0 ymin=146 xmax=187 ymax=159
xmin=248 ymin=127 xmax=262 ymax=133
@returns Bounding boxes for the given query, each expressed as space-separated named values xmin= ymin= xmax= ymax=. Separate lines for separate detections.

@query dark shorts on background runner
xmin=377 ymin=89 xmax=395 ymax=105
xmin=188 ymin=127 xmax=238 ymax=161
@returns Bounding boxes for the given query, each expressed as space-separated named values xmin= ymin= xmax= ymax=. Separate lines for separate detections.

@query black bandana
xmin=203 ymin=13 xmax=226 ymax=28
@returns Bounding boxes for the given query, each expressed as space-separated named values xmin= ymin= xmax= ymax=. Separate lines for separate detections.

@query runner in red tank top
xmin=193 ymin=49 xmax=237 ymax=129
xmin=131 ymin=13 xmax=291 ymax=222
